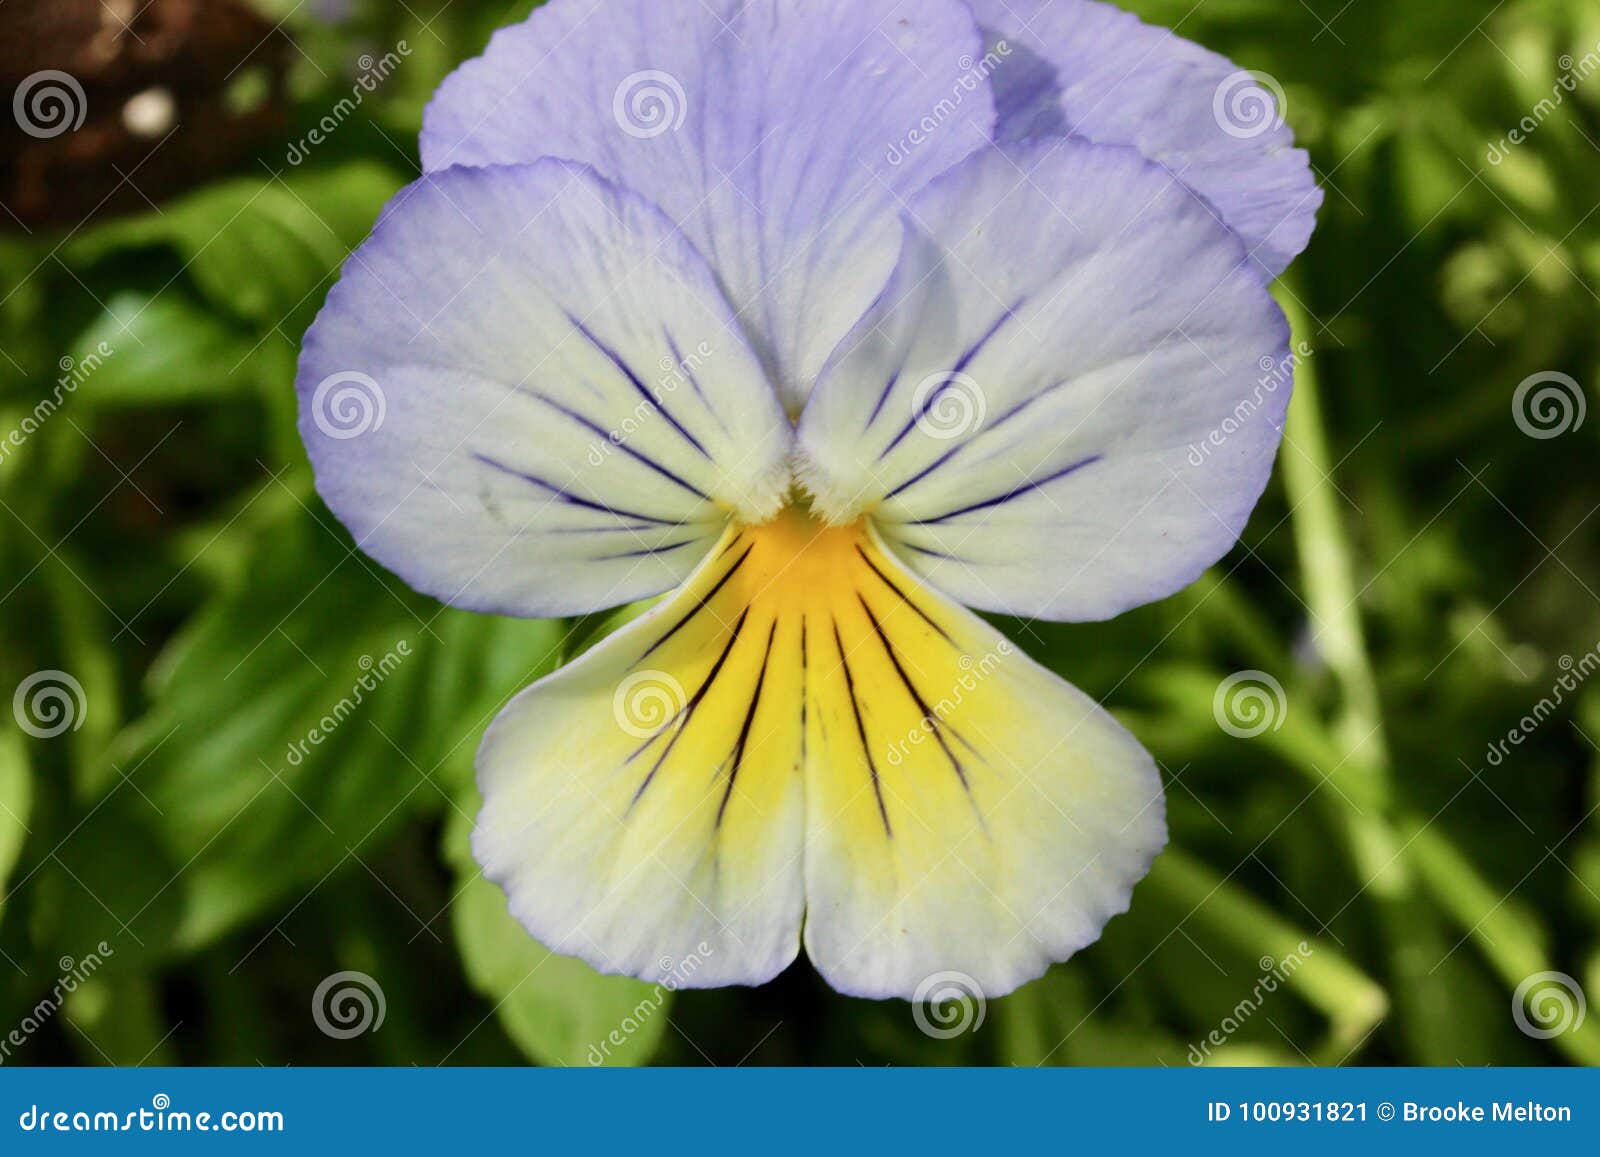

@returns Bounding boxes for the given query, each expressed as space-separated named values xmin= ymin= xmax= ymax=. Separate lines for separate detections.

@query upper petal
xmin=297 ymin=160 xmax=792 ymax=619
xmin=797 ymin=139 xmax=1292 ymax=622
xmin=420 ymin=0 xmax=995 ymax=410
xmin=968 ymin=0 xmax=1321 ymax=277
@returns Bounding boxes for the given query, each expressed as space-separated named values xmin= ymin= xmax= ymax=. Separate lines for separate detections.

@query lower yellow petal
xmin=475 ymin=506 xmax=1165 ymax=995
xmin=799 ymin=520 xmax=1167 ymax=998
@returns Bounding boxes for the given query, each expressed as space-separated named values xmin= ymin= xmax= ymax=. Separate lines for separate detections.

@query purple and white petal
xmin=420 ymin=0 xmax=994 ymax=410
xmin=967 ymin=0 xmax=1321 ymax=277
xmin=797 ymin=139 xmax=1291 ymax=622
xmin=298 ymin=160 xmax=792 ymax=619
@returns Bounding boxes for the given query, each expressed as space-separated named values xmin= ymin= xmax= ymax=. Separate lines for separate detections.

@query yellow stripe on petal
xmin=475 ymin=506 xmax=1165 ymax=995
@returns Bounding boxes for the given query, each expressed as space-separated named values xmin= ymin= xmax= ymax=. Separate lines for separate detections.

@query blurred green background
xmin=2 ymin=0 xmax=1599 ymax=1067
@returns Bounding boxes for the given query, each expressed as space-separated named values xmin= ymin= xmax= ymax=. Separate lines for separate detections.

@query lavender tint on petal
xmin=419 ymin=0 xmax=996 ymax=410
xmin=967 ymin=0 xmax=1322 ymax=277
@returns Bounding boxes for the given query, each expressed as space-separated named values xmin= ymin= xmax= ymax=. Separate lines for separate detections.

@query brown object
xmin=0 ymin=0 xmax=291 ymax=231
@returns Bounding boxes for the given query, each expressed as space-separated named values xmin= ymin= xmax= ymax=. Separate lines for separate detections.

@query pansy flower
xmin=297 ymin=0 xmax=1318 ymax=999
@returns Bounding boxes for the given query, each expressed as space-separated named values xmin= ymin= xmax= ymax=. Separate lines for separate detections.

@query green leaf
xmin=65 ymin=163 xmax=402 ymax=325
xmin=1143 ymin=848 xmax=1389 ymax=1064
xmin=107 ymin=497 xmax=563 ymax=951
xmin=997 ymin=969 xmax=1194 ymax=1066
xmin=64 ymin=974 xmax=178 ymax=1066
xmin=27 ymin=794 xmax=182 ymax=977
xmin=0 ymin=730 xmax=31 ymax=907
xmin=68 ymin=290 xmax=257 ymax=407
xmin=445 ymin=802 xmax=669 ymax=1067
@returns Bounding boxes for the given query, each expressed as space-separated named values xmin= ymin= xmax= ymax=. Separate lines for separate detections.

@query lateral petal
xmin=797 ymin=140 xmax=1291 ymax=622
xmin=298 ymin=160 xmax=792 ymax=618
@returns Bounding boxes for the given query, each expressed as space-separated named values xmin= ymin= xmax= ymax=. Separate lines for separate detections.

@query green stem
xmin=1276 ymin=287 xmax=1600 ymax=1064
xmin=1147 ymin=849 xmax=1388 ymax=1062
